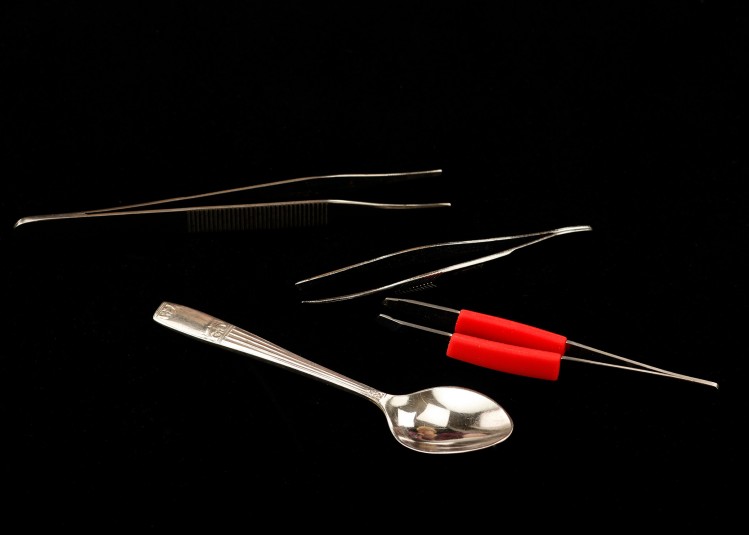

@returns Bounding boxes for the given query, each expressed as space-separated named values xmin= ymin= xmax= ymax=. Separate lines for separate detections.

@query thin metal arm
xmin=14 ymin=169 xmax=445 ymax=228
xmin=377 ymin=307 xmax=719 ymax=388
xmin=298 ymin=225 xmax=592 ymax=303
xmin=564 ymin=341 xmax=718 ymax=388
xmin=80 ymin=169 xmax=444 ymax=214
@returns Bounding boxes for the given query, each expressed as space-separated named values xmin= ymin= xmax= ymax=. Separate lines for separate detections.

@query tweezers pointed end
xmin=681 ymin=376 xmax=719 ymax=389
xmin=14 ymin=212 xmax=83 ymax=229
xmin=299 ymin=294 xmax=359 ymax=304
xmin=557 ymin=225 xmax=593 ymax=234
xmin=376 ymin=313 xmax=403 ymax=333
xmin=13 ymin=217 xmax=32 ymax=229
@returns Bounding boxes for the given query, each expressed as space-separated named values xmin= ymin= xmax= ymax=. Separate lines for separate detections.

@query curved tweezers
xmin=296 ymin=225 xmax=593 ymax=303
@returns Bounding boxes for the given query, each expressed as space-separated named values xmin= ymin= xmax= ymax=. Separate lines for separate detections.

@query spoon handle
xmin=153 ymin=302 xmax=387 ymax=402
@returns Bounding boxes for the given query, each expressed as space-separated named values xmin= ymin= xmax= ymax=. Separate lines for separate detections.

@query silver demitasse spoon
xmin=153 ymin=302 xmax=514 ymax=454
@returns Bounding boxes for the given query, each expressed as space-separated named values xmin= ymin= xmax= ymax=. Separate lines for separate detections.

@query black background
xmin=1 ymin=2 xmax=744 ymax=530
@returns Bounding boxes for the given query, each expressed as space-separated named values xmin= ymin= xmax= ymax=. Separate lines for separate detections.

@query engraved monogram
xmin=156 ymin=303 xmax=176 ymax=319
xmin=204 ymin=320 xmax=231 ymax=343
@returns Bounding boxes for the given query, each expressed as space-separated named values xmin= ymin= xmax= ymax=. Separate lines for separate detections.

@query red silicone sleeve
xmin=454 ymin=309 xmax=568 ymax=354
xmin=446 ymin=332 xmax=562 ymax=380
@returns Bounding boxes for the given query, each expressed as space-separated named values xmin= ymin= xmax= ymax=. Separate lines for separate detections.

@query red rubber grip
xmin=455 ymin=309 xmax=568 ymax=354
xmin=446 ymin=332 xmax=562 ymax=380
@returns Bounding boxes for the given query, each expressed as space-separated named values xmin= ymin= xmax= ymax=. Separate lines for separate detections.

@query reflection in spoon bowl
xmin=386 ymin=387 xmax=513 ymax=454
xmin=153 ymin=302 xmax=514 ymax=455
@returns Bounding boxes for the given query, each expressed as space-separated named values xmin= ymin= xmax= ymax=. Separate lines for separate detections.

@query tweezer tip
xmin=13 ymin=215 xmax=47 ymax=228
xmin=690 ymin=378 xmax=719 ymax=389
xmin=382 ymin=297 xmax=410 ymax=307
xmin=376 ymin=313 xmax=402 ymax=332
xmin=300 ymin=297 xmax=347 ymax=304
xmin=14 ymin=216 xmax=45 ymax=228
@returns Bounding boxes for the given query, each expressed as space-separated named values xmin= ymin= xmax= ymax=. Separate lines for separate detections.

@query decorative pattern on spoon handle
xmin=153 ymin=302 xmax=387 ymax=401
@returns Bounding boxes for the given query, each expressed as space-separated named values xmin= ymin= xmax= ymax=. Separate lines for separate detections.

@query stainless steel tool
xmin=14 ymin=169 xmax=449 ymax=231
xmin=153 ymin=301 xmax=514 ymax=454
xmin=296 ymin=225 xmax=593 ymax=303
xmin=380 ymin=297 xmax=719 ymax=388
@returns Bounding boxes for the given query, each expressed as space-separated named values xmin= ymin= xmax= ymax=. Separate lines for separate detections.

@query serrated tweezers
xmin=13 ymin=169 xmax=449 ymax=232
xmin=295 ymin=225 xmax=593 ymax=303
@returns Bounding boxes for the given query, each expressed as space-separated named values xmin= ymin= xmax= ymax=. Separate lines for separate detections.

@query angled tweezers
xmin=295 ymin=225 xmax=593 ymax=303
xmin=13 ymin=169 xmax=449 ymax=232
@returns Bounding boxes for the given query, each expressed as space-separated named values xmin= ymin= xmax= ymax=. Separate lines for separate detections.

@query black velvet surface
xmin=2 ymin=3 xmax=743 ymax=530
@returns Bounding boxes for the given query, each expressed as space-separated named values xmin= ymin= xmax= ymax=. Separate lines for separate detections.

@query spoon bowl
xmin=382 ymin=386 xmax=513 ymax=453
xmin=154 ymin=302 xmax=513 ymax=454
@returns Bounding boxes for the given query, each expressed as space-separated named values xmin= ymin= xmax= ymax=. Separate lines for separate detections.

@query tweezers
xmin=295 ymin=225 xmax=593 ymax=303
xmin=13 ymin=169 xmax=449 ymax=232
xmin=378 ymin=297 xmax=719 ymax=388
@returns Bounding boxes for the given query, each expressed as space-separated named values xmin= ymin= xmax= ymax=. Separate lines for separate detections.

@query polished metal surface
xmin=380 ymin=297 xmax=719 ymax=388
xmin=14 ymin=199 xmax=451 ymax=228
xmin=378 ymin=297 xmax=718 ymax=388
xmin=13 ymin=169 xmax=448 ymax=229
xmin=296 ymin=225 xmax=593 ymax=303
xmin=153 ymin=302 xmax=513 ymax=454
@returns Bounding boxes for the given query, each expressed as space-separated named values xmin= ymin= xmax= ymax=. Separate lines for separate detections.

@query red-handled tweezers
xmin=380 ymin=298 xmax=718 ymax=388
